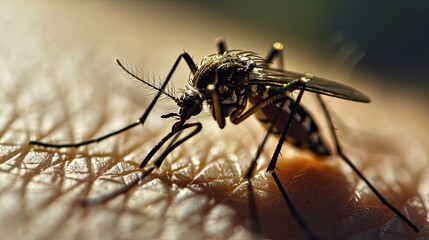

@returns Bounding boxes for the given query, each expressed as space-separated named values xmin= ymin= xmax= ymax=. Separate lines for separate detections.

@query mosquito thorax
xmin=191 ymin=52 xmax=256 ymax=117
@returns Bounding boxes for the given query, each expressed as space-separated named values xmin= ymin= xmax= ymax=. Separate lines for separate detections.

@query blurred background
xmin=0 ymin=1 xmax=427 ymax=239
xmin=196 ymin=0 xmax=429 ymax=90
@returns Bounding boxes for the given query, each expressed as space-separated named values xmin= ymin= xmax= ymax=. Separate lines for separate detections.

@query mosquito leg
xmin=265 ymin=43 xmax=320 ymax=238
xmin=29 ymin=122 xmax=141 ymax=148
xmin=206 ymin=71 xmax=226 ymax=128
xmin=242 ymin=42 xmax=291 ymax=237
xmin=140 ymin=122 xmax=202 ymax=168
xmin=216 ymin=37 xmax=228 ymax=54
xmin=263 ymin=79 xmax=319 ymax=239
xmin=215 ymin=40 xmax=296 ymax=126
xmin=265 ymin=42 xmax=284 ymax=69
xmin=244 ymin=121 xmax=274 ymax=179
xmin=30 ymin=53 xmax=198 ymax=148
xmin=245 ymin=119 xmax=274 ymax=237
xmin=230 ymin=41 xmax=303 ymax=125
xmin=210 ymin=39 xmax=228 ymax=128
xmin=244 ymin=99 xmax=287 ymax=237
xmin=245 ymin=180 xmax=261 ymax=238
xmin=315 ymin=94 xmax=420 ymax=233
xmin=230 ymin=80 xmax=300 ymax=126
xmin=266 ymin=42 xmax=414 ymax=233
xmin=264 ymin=42 xmax=302 ymax=171
xmin=271 ymin=171 xmax=318 ymax=240
xmin=79 ymin=122 xmax=202 ymax=206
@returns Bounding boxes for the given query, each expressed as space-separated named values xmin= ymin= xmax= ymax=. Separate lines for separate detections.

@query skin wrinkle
xmin=1 ymin=1 xmax=428 ymax=240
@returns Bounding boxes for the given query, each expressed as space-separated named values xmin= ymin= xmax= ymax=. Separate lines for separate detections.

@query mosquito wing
xmin=251 ymin=68 xmax=371 ymax=103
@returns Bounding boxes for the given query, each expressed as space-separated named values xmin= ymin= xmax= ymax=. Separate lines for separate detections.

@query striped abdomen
xmin=250 ymin=85 xmax=330 ymax=156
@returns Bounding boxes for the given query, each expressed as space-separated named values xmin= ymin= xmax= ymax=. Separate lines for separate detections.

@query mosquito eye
xmin=245 ymin=61 xmax=256 ymax=72
xmin=180 ymin=99 xmax=202 ymax=119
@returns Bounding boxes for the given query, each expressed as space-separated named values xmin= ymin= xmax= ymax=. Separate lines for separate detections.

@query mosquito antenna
xmin=116 ymin=59 xmax=177 ymax=101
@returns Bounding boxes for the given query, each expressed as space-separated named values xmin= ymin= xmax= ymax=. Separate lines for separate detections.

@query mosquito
xmin=30 ymin=39 xmax=420 ymax=239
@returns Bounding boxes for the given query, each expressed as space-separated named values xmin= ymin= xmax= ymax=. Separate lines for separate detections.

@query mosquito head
xmin=161 ymin=88 xmax=203 ymax=131
xmin=163 ymin=89 xmax=203 ymax=132
xmin=177 ymin=88 xmax=203 ymax=121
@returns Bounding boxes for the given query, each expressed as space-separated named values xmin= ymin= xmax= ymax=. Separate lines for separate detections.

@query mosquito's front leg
xmin=80 ymin=121 xmax=202 ymax=206
xmin=29 ymin=53 xmax=198 ymax=148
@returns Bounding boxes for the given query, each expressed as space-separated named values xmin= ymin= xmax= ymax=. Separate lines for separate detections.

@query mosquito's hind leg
xmin=315 ymin=94 xmax=420 ymax=233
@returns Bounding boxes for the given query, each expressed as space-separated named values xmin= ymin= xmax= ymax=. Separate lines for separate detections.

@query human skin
xmin=0 ymin=2 xmax=427 ymax=239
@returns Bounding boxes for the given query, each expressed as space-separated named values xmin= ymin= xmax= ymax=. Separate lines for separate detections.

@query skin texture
xmin=0 ymin=1 xmax=428 ymax=239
